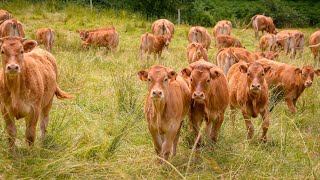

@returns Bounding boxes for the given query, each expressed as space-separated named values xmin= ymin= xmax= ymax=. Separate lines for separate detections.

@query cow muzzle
xmin=250 ymin=83 xmax=261 ymax=92
xmin=151 ymin=89 xmax=164 ymax=100
xmin=6 ymin=64 xmax=20 ymax=74
xmin=192 ymin=91 xmax=205 ymax=100
xmin=305 ymin=81 xmax=313 ymax=87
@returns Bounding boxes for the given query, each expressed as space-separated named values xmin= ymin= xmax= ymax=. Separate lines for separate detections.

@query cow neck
xmin=295 ymin=74 xmax=305 ymax=93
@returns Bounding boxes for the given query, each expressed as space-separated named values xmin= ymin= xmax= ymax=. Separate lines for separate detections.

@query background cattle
xmin=257 ymin=58 xmax=320 ymax=113
xmin=140 ymin=32 xmax=170 ymax=62
xmin=81 ymin=28 xmax=119 ymax=51
xmin=77 ymin=26 xmax=115 ymax=41
xmin=36 ymin=28 xmax=55 ymax=52
xmin=213 ymin=20 xmax=232 ymax=37
xmin=0 ymin=19 xmax=25 ymax=38
xmin=241 ymin=14 xmax=277 ymax=39
xmin=138 ymin=65 xmax=190 ymax=161
xmin=309 ymin=30 xmax=320 ymax=64
xmin=0 ymin=37 xmax=72 ymax=151
xmin=188 ymin=26 xmax=211 ymax=50
xmin=186 ymin=42 xmax=208 ymax=64
xmin=259 ymin=33 xmax=277 ymax=52
xmin=0 ymin=10 xmax=11 ymax=25
xmin=215 ymin=34 xmax=242 ymax=49
xmin=276 ymin=30 xmax=304 ymax=58
xmin=151 ymin=19 xmax=175 ymax=38
xmin=181 ymin=60 xmax=229 ymax=146
xmin=228 ymin=62 xmax=271 ymax=142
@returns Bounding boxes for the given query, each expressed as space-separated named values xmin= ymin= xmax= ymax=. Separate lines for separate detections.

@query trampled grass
xmin=0 ymin=1 xmax=320 ymax=179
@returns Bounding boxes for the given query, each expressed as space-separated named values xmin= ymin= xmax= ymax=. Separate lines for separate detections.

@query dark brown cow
xmin=228 ymin=62 xmax=271 ymax=142
xmin=241 ymin=14 xmax=277 ymax=39
xmin=309 ymin=30 xmax=320 ymax=64
xmin=0 ymin=37 xmax=72 ymax=151
xmin=140 ymin=32 xmax=170 ymax=62
xmin=0 ymin=19 xmax=25 ymax=38
xmin=0 ymin=10 xmax=11 ymax=25
xmin=138 ymin=65 xmax=190 ymax=161
xmin=186 ymin=42 xmax=208 ymax=64
xmin=215 ymin=34 xmax=242 ymax=49
xmin=77 ymin=26 xmax=115 ymax=41
xmin=257 ymin=58 xmax=320 ymax=113
xmin=181 ymin=60 xmax=229 ymax=145
xmin=81 ymin=29 xmax=119 ymax=51
xmin=36 ymin=28 xmax=55 ymax=52
xmin=213 ymin=20 xmax=232 ymax=37
xmin=276 ymin=30 xmax=304 ymax=58
xmin=188 ymin=26 xmax=211 ymax=50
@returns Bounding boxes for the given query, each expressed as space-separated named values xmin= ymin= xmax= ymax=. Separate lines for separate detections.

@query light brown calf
xmin=140 ymin=32 xmax=170 ymax=62
xmin=82 ymin=29 xmax=119 ymax=51
xmin=138 ymin=65 xmax=190 ymax=161
xmin=0 ymin=37 xmax=72 ymax=151
xmin=186 ymin=42 xmax=208 ymax=64
xmin=213 ymin=20 xmax=232 ymax=37
xmin=36 ymin=28 xmax=55 ymax=51
xmin=228 ymin=62 xmax=271 ymax=142
xmin=0 ymin=10 xmax=11 ymax=25
xmin=188 ymin=26 xmax=211 ymax=49
xmin=257 ymin=58 xmax=320 ymax=113
xmin=0 ymin=19 xmax=25 ymax=38
xmin=77 ymin=26 xmax=115 ymax=41
xmin=215 ymin=34 xmax=242 ymax=49
xmin=309 ymin=30 xmax=320 ymax=64
xmin=181 ymin=60 xmax=229 ymax=146
xmin=276 ymin=30 xmax=304 ymax=58
xmin=259 ymin=33 xmax=277 ymax=52
xmin=151 ymin=19 xmax=175 ymax=38
xmin=241 ymin=14 xmax=277 ymax=39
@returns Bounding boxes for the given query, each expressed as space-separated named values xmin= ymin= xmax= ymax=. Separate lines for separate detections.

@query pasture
xmin=0 ymin=1 xmax=320 ymax=179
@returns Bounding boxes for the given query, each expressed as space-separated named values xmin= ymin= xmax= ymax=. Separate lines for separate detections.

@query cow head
xmin=181 ymin=61 xmax=220 ymax=102
xmin=294 ymin=65 xmax=320 ymax=88
xmin=162 ymin=34 xmax=171 ymax=47
xmin=77 ymin=30 xmax=89 ymax=41
xmin=239 ymin=62 xmax=270 ymax=94
xmin=0 ymin=37 xmax=37 ymax=75
xmin=138 ymin=65 xmax=177 ymax=101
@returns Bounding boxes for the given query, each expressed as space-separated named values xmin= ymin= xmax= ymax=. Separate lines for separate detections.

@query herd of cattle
xmin=0 ymin=9 xmax=320 ymax=162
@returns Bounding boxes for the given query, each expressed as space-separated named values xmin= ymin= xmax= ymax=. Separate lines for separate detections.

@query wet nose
xmin=251 ymin=84 xmax=261 ymax=89
xmin=151 ymin=89 xmax=163 ymax=97
xmin=6 ymin=64 xmax=20 ymax=72
xmin=192 ymin=92 xmax=205 ymax=99
xmin=306 ymin=81 xmax=313 ymax=86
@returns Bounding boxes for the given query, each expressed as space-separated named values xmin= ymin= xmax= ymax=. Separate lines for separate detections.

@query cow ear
xmin=138 ymin=70 xmax=148 ymax=81
xmin=315 ymin=69 xmax=320 ymax=76
xmin=210 ymin=68 xmax=221 ymax=79
xmin=168 ymin=70 xmax=177 ymax=81
xmin=294 ymin=68 xmax=302 ymax=74
xmin=263 ymin=65 xmax=271 ymax=73
xmin=23 ymin=40 xmax=37 ymax=53
xmin=239 ymin=64 xmax=248 ymax=73
xmin=181 ymin=67 xmax=192 ymax=78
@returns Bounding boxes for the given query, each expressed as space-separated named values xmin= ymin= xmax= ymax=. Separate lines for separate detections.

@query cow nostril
xmin=158 ymin=91 xmax=162 ymax=95
xmin=14 ymin=66 xmax=19 ymax=70
xmin=152 ymin=91 xmax=156 ymax=95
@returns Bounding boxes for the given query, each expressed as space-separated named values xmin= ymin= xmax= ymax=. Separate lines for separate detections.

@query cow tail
xmin=47 ymin=29 xmax=52 ymax=49
xmin=309 ymin=42 xmax=320 ymax=48
xmin=55 ymin=86 xmax=73 ymax=99
xmin=241 ymin=15 xmax=257 ymax=31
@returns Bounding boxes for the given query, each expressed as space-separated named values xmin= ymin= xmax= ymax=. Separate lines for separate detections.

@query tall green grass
xmin=0 ymin=1 xmax=320 ymax=179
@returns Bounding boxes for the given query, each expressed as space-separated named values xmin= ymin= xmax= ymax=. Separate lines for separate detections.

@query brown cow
xmin=257 ymin=58 xmax=320 ymax=113
xmin=228 ymin=62 xmax=271 ymax=142
xmin=276 ymin=30 xmax=304 ymax=58
xmin=81 ymin=29 xmax=119 ymax=51
xmin=309 ymin=30 xmax=320 ymax=64
xmin=0 ymin=19 xmax=25 ymax=38
xmin=181 ymin=60 xmax=229 ymax=146
xmin=138 ymin=65 xmax=190 ymax=161
xmin=253 ymin=52 xmax=279 ymax=61
xmin=140 ymin=32 xmax=170 ymax=62
xmin=215 ymin=34 xmax=242 ymax=49
xmin=77 ymin=26 xmax=115 ymax=41
xmin=186 ymin=42 xmax=208 ymax=64
xmin=216 ymin=47 xmax=255 ymax=75
xmin=0 ymin=10 xmax=11 ymax=25
xmin=0 ymin=37 xmax=72 ymax=151
xmin=188 ymin=26 xmax=211 ymax=50
xmin=36 ymin=28 xmax=55 ymax=52
xmin=151 ymin=19 xmax=175 ymax=38
xmin=259 ymin=33 xmax=277 ymax=52
xmin=241 ymin=14 xmax=277 ymax=39
xmin=213 ymin=20 xmax=232 ymax=37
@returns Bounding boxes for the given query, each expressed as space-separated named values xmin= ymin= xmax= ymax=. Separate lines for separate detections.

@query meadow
xmin=0 ymin=1 xmax=320 ymax=179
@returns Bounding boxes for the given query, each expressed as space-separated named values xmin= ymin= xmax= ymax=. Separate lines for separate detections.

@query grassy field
xmin=0 ymin=1 xmax=320 ymax=179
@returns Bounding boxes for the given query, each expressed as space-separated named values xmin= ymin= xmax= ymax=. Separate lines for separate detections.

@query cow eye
xmin=207 ymin=79 xmax=210 ymax=83
xmin=20 ymin=50 xmax=24 ymax=54
xmin=247 ymin=73 xmax=251 ymax=76
xmin=262 ymin=73 xmax=265 ymax=76
xmin=190 ymin=78 xmax=193 ymax=82
xmin=1 ymin=50 xmax=4 ymax=54
xmin=148 ymin=78 xmax=151 ymax=82
xmin=164 ymin=78 xmax=168 ymax=82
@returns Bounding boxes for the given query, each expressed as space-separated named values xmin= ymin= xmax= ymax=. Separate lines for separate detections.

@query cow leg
xmin=189 ymin=103 xmax=204 ymax=147
xmin=147 ymin=51 xmax=151 ymax=63
xmin=140 ymin=47 xmax=143 ymax=62
xmin=285 ymin=97 xmax=297 ymax=113
xmin=260 ymin=109 xmax=270 ymax=143
xmin=40 ymin=98 xmax=53 ymax=143
xmin=148 ymin=125 xmax=162 ymax=155
xmin=25 ymin=108 xmax=40 ymax=146
xmin=210 ymin=112 xmax=224 ymax=143
xmin=3 ymin=108 xmax=17 ymax=152
xmin=172 ymin=121 xmax=182 ymax=157
xmin=241 ymin=111 xmax=254 ymax=140
xmin=230 ymin=105 xmax=236 ymax=127
xmin=161 ymin=128 xmax=177 ymax=161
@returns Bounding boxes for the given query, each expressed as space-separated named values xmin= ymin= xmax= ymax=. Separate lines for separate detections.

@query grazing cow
xmin=0 ymin=19 xmax=25 ymax=38
xmin=253 ymin=52 xmax=279 ymax=61
xmin=276 ymin=30 xmax=304 ymax=58
xmin=259 ymin=33 xmax=277 ymax=52
xmin=188 ymin=26 xmax=211 ymax=50
xmin=257 ymin=58 xmax=320 ymax=113
xmin=213 ymin=20 xmax=232 ymax=37
xmin=138 ymin=65 xmax=190 ymax=161
xmin=0 ymin=10 xmax=11 ymax=25
xmin=309 ymin=30 xmax=320 ymax=64
xmin=81 ymin=29 xmax=119 ymax=51
xmin=77 ymin=26 xmax=115 ymax=41
xmin=151 ymin=19 xmax=175 ymax=38
xmin=0 ymin=37 xmax=72 ymax=151
xmin=181 ymin=60 xmax=229 ymax=146
xmin=241 ymin=14 xmax=277 ymax=39
xmin=216 ymin=47 xmax=255 ymax=75
xmin=228 ymin=62 xmax=271 ymax=142
xmin=186 ymin=42 xmax=208 ymax=64
xmin=140 ymin=32 xmax=170 ymax=62
xmin=36 ymin=28 xmax=55 ymax=51
xmin=215 ymin=34 xmax=242 ymax=49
